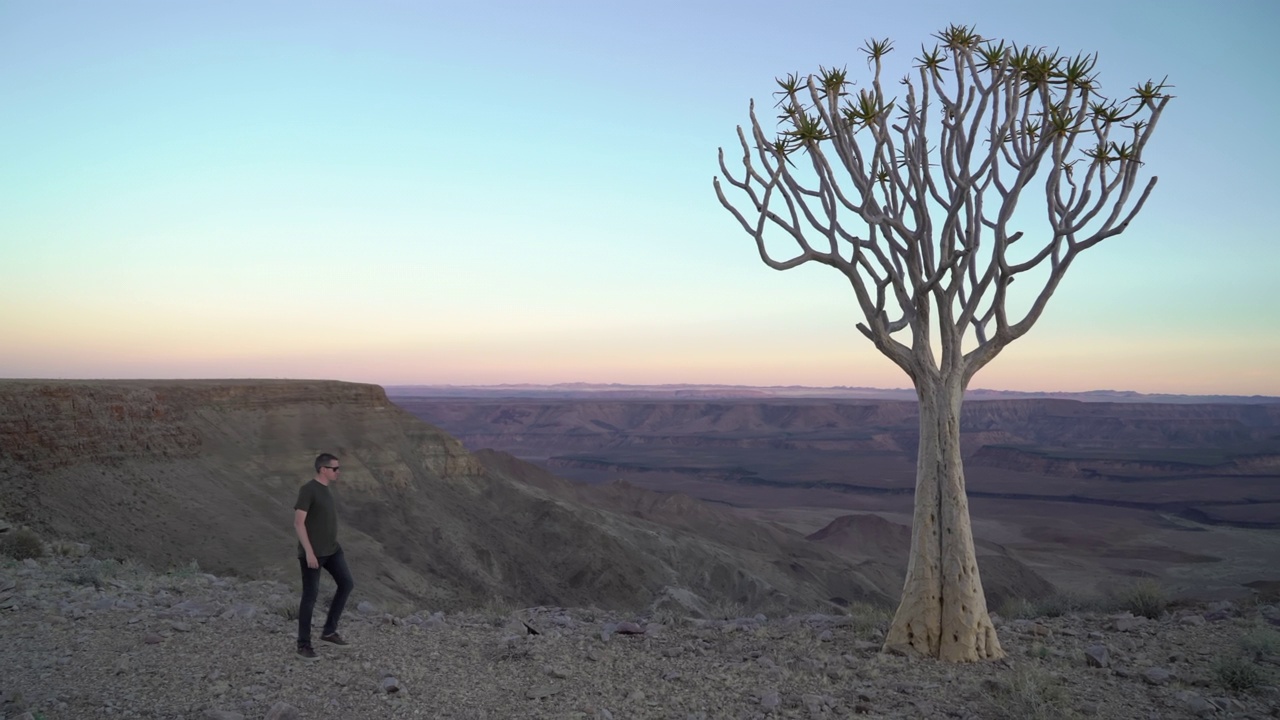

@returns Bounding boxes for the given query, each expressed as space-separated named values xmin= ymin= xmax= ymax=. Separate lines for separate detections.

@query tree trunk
xmin=881 ymin=374 xmax=1004 ymax=661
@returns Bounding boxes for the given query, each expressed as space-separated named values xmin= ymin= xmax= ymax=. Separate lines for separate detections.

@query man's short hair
xmin=315 ymin=453 xmax=339 ymax=472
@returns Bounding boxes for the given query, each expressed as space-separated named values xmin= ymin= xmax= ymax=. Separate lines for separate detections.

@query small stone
xmin=1085 ymin=645 xmax=1110 ymax=668
xmin=1179 ymin=614 xmax=1206 ymax=627
xmin=1142 ymin=667 xmax=1172 ymax=685
xmin=615 ymin=621 xmax=644 ymax=634
xmin=1175 ymin=691 xmax=1217 ymax=717
xmin=759 ymin=689 xmax=780 ymax=710
xmin=1114 ymin=615 xmax=1148 ymax=632
xmin=525 ymin=685 xmax=559 ymax=700
xmin=380 ymin=676 xmax=400 ymax=693
xmin=818 ymin=629 xmax=834 ymax=642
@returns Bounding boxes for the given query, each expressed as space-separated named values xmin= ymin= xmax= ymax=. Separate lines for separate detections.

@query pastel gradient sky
xmin=2 ymin=1 xmax=1277 ymax=395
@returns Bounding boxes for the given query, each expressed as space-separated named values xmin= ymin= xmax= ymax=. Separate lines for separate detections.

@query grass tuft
xmin=990 ymin=664 xmax=1074 ymax=720
xmin=843 ymin=601 xmax=892 ymax=635
xmin=1000 ymin=592 xmax=1110 ymax=620
xmin=1115 ymin=580 xmax=1167 ymax=619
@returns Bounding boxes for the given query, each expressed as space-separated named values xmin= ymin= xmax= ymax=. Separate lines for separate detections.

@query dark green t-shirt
xmin=294 ymin=479 xmax=340 ymax=558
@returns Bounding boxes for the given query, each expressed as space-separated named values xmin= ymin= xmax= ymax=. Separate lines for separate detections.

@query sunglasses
xmin=323 ymin=466 xmax=341 ymax=472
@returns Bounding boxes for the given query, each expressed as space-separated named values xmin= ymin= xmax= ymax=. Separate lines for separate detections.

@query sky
xmin=1 ymin=0 xmax=1277 ymax=395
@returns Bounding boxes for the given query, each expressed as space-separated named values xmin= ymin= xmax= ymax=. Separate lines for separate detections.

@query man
xmin=293 ymin=452 xmax=355 ymax=659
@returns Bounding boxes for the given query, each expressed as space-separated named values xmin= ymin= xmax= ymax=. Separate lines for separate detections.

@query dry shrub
xmin=1213 ymin=655 xmax=1264 ymax=692
xmin=0 ymin=528 xmax=45 ymax=560
xmin=274 ymin=601 xmax=299 ymax=621
xmin=1240 ymin=625 xmax=1280 ymax=660
xmin=998 ymin=597 xmax=1037 ymax=620
xmin=1034 ymin=591 xmax=1109 ymax=617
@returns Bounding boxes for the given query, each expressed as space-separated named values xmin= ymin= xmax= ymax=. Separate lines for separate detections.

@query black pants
xmin=297 ymin=549 xmax=354 ymax=646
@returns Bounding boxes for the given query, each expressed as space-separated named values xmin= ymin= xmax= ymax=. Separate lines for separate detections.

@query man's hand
xmin=305 ymin=552 xmax=319 ymax=569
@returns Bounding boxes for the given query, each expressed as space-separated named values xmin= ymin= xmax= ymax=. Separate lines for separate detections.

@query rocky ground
xmin=2 ymin=553 xmax=1279 ymax=720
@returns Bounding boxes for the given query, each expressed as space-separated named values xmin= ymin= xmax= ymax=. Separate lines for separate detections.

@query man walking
xmin=294 ymin=453 xmax=355 ymax=659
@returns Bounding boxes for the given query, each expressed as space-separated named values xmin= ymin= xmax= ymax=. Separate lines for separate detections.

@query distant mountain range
xmin=386 ymin=383 xmax=1280 ymax=404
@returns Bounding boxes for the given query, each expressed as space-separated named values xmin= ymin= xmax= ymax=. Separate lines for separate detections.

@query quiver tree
xmin=714 ymin=25 xmax=1169 ymax=662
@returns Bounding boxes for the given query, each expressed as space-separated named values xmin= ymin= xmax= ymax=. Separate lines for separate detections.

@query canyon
xmin=390 ymin=392 xmax=1280 ymax=602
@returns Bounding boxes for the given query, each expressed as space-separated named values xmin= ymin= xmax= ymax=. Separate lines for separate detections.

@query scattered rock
xmin=3 ymin=552 xmax=1280 ymax=719
xmin=1085 ymin=645 xmax=1110 ymax=668
xmin=647 ymin=585 xmax=710 ymax=619
xmin=1114 ymin=615 xmax=1148 ymax=632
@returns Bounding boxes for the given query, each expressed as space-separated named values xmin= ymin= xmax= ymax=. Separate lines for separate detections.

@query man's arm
xmin=294 ymin=509 xmax=318 ymax=569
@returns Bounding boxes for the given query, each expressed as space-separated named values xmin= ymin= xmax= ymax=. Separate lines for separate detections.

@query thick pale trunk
xmin=882 ymin=376 xmax=1004 ymax=661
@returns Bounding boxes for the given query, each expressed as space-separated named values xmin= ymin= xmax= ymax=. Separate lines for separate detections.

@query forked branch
xmin=715 ymin=28 xmax=1169 ymax=382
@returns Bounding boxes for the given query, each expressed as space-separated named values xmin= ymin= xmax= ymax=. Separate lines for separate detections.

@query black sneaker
xmin=320 ymin=632 xmax=348 ymax=646
xmin=297 ymin=644 xmax=318 ymax=660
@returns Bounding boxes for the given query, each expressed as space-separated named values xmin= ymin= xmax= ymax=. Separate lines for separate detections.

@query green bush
xmin=0 ymin=528 xmax=45 ymax=560
xmin=1213 ymin=655 xmax=1264 ymax=691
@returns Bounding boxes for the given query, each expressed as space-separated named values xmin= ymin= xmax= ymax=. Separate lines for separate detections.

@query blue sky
xmin=1 ymin=0 xmax=1277 ymax=394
